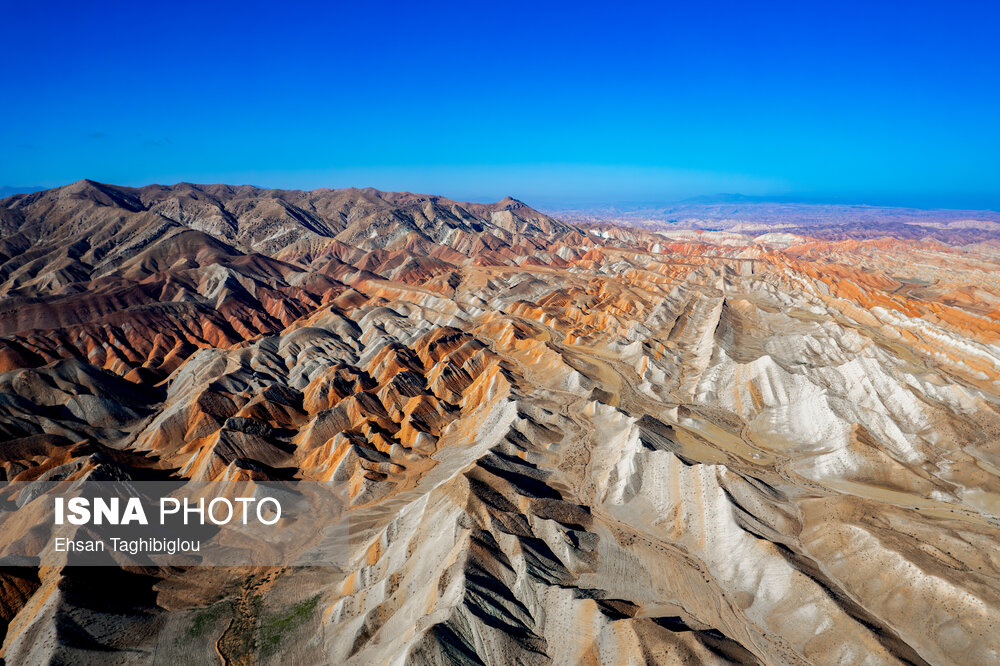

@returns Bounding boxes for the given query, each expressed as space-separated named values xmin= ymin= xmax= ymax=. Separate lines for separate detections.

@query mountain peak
xmin=494 ymin=196 xmax=531 ymax=214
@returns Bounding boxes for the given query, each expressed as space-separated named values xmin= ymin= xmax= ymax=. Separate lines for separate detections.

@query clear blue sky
xmin=3 ymin=0 xmax=998 ymax=208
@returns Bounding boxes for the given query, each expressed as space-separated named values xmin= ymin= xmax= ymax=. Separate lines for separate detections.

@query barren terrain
xmin=1 ymin=182 xmax=999 ymax=664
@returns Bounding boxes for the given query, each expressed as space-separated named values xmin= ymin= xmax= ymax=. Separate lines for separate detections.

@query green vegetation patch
xmin=188 ymin=601 xmax=231 ymax=638
xmin=259 ymin=594 xmax=321 ymax=655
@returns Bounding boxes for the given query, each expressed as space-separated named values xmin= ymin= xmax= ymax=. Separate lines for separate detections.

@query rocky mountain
xmin=1 ymin=181 xmax=999 ymax=664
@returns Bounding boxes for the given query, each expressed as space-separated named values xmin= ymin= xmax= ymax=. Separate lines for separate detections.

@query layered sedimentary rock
xmin=1 ymin=181 xmax=999 ymax=664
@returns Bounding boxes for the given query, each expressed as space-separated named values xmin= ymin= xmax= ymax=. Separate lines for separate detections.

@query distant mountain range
xmin=545 ymin=195 xmax=1000 ymax=243
xmin=551 ymin=191 xmax=1000 ymax=211
xmin=0 ymin=185 xmax=44 ymax=198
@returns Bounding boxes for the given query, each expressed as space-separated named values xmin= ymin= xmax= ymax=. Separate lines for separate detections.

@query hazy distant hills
xmin=548 ymin=195 xmax=1000 ymax=243
xmin=0 ymin=185 xmax=44 ymax=198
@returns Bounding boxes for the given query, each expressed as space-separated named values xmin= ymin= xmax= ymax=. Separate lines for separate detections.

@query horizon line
xmin=2 ymin=180 xmax=999 ymax=215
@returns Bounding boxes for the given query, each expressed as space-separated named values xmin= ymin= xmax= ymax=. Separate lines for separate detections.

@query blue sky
xmin=3 ymin=0 xmax=998 ymax=208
